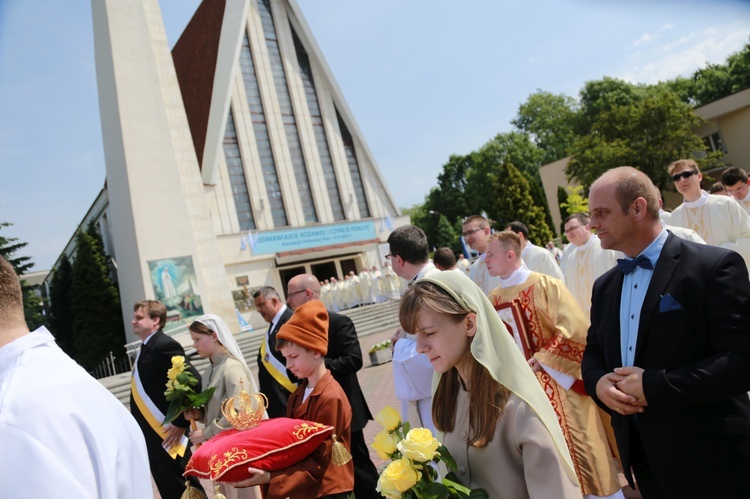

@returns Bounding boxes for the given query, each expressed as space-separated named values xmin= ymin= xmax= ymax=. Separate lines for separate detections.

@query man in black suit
xmin=130 ymin=300 xmax=204 ymax=499
xmin=253 ymin=286 xmax=296 ymax=418
xmin=287 ymin=273 xmax=380 ymax=499
xmin=582 ymin=167 xmax=750 ymax=498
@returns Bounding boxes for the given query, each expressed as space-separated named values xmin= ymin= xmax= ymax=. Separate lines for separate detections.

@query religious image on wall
xmin=148 ymin=256 xmax=204 ymax=329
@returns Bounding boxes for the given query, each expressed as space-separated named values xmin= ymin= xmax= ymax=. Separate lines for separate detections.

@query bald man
xmin=583 ymin=166 xmax=750 ymax=497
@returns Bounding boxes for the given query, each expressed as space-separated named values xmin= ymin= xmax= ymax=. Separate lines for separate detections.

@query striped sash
xmin=131 ymin=363 xmax=189 ymax=459
xmin=260 ymin=326 xmax=297 ymax=393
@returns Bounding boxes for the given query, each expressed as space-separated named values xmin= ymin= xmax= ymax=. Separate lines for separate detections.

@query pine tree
xmin=49 ymin=254 xmax=76 ymax=357
xmin=491 ymin=163 xmax=553 ymax=245
xmin=71 ymin=230 xmax=125 ymax=370
xmin=0 ymin=222 xmax=44 ymax=329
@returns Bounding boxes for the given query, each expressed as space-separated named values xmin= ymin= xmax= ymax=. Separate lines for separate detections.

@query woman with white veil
xmin=184 ymin=314 xmax=264 ymax=499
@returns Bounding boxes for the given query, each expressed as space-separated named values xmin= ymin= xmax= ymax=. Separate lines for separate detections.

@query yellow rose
xmin=166 ymin=367 xmax=181 ymax=381
xmin=165 ymin=379 xmax=175 ymax=391
xmin=377 ymin=457 xmax=419 ymax=497
xmin=397 ymin=428 xmax=440 ymax=462
xmin=171 ymin=356 xmax=185 ymax=369
xmin=372 ymin=429 xmax=400 ymax=460
xmin=375 ymin=405 xmax=401 ymax=432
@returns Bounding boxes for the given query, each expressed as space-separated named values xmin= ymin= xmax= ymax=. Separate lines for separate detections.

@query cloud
xmin=634 ymin=32 xmax=657 ymax=47
xmin=619 ymin=24 xmax=749 ymax=84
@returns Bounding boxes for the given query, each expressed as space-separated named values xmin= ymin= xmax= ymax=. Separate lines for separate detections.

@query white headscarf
xmin=195 ymin=314 xmax=249 ymax=372
xmin=416 ymin=270 xmax=577 ymax=484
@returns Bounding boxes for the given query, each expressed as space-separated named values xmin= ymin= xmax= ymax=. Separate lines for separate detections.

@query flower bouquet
xmin=371 ymin=406 xmax=488 ymax=499
xmin=162 ymin=355 xmax=216 ymax=425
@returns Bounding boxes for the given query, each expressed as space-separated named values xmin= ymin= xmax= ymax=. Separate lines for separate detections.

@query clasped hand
xmin=595 ymin=366 xmax=648 ymax=415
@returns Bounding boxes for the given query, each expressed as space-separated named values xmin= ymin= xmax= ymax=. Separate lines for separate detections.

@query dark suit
xmin=583 ymin=234 xmax=750 ymax=497
xmin=130 ymin=330 xmax=204 ymax=499
xmin=325 ymin=311 xmax=379 ymax=499
xmin=256 ymin=306 xmax=296 ymax=418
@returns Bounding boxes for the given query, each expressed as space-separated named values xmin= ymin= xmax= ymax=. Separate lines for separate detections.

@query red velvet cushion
xmin=184 ymin=417 xmax=333 ymax=482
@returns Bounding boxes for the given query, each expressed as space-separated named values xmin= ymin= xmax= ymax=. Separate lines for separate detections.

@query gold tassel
xmin=331 ymin=434 xmax=352 ymax=466
xmin=213 ymin=482 xmax=228 ymax=499
xmin=180 ymin=480 xmax=206 ymax=499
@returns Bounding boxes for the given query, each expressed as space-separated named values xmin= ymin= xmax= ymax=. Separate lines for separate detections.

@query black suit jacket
xmin=325 ymin=311 xmax=373 ymax=432
xmin=582 ymin=233 xmax=750 ymax=495
xmin=131 ymin=329 xmax=199 ymax=431
xmin=257 ymin=307 xmax=296 ymax=418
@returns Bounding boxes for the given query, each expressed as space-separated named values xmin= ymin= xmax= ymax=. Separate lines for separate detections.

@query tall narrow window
xmin=240 ymin=32 xmax=288 ymax=227
xmin=224 ymin=110 xmax=256 ymax=230
xmin=257 ymin=0 xmax=318 ymax=224
xmin=291 ymin=28 xmax=345 ymax=221
xmin=337 ymin=111 xmax=371 ymax=218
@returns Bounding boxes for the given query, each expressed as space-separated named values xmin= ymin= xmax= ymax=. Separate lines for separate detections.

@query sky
xmin=0 ymin=0 xmax=748 ymax=271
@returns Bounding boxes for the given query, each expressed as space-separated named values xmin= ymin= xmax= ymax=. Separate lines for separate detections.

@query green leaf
xmin=442 ymin=477 xmax=471 ymax=496
xmin=189 ymin=386 xmax=217 ymax=408
xmin=437 ymin=445 xmax=457 ymax=471
xmin=162 ymin=399 xmax=183 ymax=425
xmin=467 ymin=489 xmax=489 ymax=498
xmin=402 ymin=421 xmax=411 ymax=435
xmin=422 ymin=482 xmax=450 ymax=499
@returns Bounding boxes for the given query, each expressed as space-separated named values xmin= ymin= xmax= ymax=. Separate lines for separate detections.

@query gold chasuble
xmin=488 ymin=273 xmax=621 ymax=497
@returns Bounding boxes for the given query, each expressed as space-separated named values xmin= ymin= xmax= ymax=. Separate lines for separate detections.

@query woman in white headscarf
xmin=399 ymin=271 xmax=580 ymax=498
xmin=184 ymin=314 xmax=264 ymax=499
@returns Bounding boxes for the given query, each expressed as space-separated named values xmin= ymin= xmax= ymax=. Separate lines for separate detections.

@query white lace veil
xmin=195 ymin=313 xmax=250 ymax=373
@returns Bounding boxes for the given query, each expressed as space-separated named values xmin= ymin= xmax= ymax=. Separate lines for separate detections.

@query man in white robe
xmin=0 ymin=256 xmax=152 ymax=498
xmin=386 ymin=225 xmax=437 ymax=433
xmin=561 ymin=213 xmax=621 ymax=317
xmin=462 ymin=214 xmax=502 ymax=294
xmin=456 ymin=254 xmax=471 ymax=276
xmin=667 ymin=159 xmax=750 ymax=272
xmin=721 ymin=166 xmax=750 ymax=214
xmin=506 ymin=220 xmax=564 ymax=280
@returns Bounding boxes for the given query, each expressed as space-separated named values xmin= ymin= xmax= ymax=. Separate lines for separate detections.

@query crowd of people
xmin=3 ymin=159 xmax=750 ymax=498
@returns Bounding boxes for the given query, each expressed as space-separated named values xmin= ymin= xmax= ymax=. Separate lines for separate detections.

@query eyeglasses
xmin=727 ymin=183 xmax=749 ymax=195
xmin=671 ymin=170 xmax=697 ymax=182
xmin=385 ymin=253 xmax=396 ymax=260
xmin=462 ymin=228 xmax=483 ymax=238
xmin=287 ymin=289 xmax=307 ymax=298
xmin=563 ymin=224 xmax=584 ymax=234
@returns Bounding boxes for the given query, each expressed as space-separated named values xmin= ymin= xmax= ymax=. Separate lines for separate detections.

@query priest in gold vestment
xmin=485 ymin=231 xmax=623 ymax=499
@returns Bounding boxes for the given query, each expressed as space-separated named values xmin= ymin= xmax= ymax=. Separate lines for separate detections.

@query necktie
xmin=617 ymin=254 xmax=653 ymax=275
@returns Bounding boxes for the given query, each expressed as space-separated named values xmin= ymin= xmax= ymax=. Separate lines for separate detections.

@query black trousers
xmin=143 ymin=429 xmax=204 ymax=499
xmin=350 ymin=428 xmax=380 ymax=499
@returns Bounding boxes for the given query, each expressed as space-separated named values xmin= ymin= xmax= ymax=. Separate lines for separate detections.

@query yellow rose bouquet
xmin=371 ymin=406 xmax=488 ymax=499
xmin=162 ymin=355 xmax=216 ymax=425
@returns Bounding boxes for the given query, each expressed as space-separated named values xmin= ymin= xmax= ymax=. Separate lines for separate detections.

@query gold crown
xmin=221 ymin=380 xmax=268 ymax=431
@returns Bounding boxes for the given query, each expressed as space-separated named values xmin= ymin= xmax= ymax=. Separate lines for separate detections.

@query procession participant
xmin=462 ymin=215 xmax=502 ymax=294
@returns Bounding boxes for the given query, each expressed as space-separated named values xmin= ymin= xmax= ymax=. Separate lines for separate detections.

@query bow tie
xmin=617 ymin=255 xmax=653 ymax=275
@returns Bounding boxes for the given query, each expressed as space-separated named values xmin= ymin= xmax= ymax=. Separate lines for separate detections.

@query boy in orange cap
xmin=230 ymin=300 xmax=354 ymax=499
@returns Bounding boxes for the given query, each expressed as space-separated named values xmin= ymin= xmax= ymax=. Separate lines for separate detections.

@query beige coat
xmin=442 ymin=389 xmax=580 ymax=499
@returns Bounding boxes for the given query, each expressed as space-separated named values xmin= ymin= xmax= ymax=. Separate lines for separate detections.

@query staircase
xmin=101 ymin=299 xmax=401 ymax=406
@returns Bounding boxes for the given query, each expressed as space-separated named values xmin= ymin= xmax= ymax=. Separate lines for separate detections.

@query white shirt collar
xmin=271 ymin=305 xmax=288 ymax=326
xmin=499 ymin=265 xmax=532 ymax=288
xmin=683 ymin=190 xmax=709 ymax=208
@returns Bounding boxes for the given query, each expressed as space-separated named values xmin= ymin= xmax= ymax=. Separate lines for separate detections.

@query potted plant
xmin=368 ymin=340 xmax=392 ymax=366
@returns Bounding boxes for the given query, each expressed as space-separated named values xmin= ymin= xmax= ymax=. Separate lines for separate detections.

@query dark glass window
xmin=224 ymin=110 xmax=256 ymax=230
xmin=337 ymin=111 xmax=371 ymax=218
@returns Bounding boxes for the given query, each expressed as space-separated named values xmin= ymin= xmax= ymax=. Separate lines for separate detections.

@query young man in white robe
xmin=462 ymin=214 xmax=502 ymax=295
xmin=666 ymin=159 xmax=750 ymax=273
xmin=561 ymin=213 xmax=621 ymax=317
xmin=505 ymin=220 xmax=564 ymax=280
xmin=721 ymin=166 xmax=750 ymax=214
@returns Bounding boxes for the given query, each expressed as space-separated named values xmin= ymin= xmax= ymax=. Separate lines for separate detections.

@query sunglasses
xmin=671 ymin=170 xmax=697 ymax=182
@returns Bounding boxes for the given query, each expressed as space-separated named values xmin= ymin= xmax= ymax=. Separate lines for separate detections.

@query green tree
xmin=49 ymin=254 xmax=75 ymax=357
xmin=71 ymin=230 xmax=125 ymax=370
xmin=567 ymin=86 xmax=706 ymax=189
xmin=512 ymin=90 xmax=578 ymax=165
xmin=576 ymin=77 xmax=648 ymax=135
xmin=431 ymin=214 xmax=459 ymax=250
xmin=560 ymin=186 xmax=589 ymax=214
xmin=490 ymin=162 xmax=553 ymax=245
xmin=467 ymin=133 xmax=554 ymax=231
xmin=0 ymin=222 xmax=44 ymax=329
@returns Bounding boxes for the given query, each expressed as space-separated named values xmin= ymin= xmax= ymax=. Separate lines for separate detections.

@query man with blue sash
xmin=130 ymin=300 xmax=204 ymax=498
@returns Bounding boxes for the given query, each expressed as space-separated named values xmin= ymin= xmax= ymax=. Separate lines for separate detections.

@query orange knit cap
xmin=277 ymin=300 xmax=329 ymax=355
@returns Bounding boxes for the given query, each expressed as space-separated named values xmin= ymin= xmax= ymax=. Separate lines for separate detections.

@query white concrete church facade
xmin=47 ymin=0 xmax=403 ymax=343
